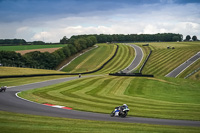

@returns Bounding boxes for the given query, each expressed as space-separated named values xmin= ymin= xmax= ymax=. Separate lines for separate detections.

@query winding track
xmin=0 ymin=76 xmax=199 ymax=127
xmin=0 ymin=45 xmax=200 ymax=127
xmin=122 ymin=44 xmax=143 ymax=73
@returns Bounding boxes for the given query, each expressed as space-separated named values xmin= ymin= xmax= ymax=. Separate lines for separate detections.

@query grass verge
xmin=0 ymin=111 xmax=199 ymax=133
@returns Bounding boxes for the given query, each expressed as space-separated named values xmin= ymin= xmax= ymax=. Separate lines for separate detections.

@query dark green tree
xmin=185 ymin=35 xmax=191 ymax=41
xmin=192 ymin=35 xmax=197 ymax=41
xmin=60 ymin=36 xmax=69 ymax=44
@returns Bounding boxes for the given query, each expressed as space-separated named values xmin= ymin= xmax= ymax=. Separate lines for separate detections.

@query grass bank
xmin=96 ymin=44 xmax=135 ymax=74
xmin=61 ymin=43 xmax=117 ymax=73
xmin=135 ymin=42 xmax=200 ymax=79
xmin=0 ymin=111 xmax=199 ymax=133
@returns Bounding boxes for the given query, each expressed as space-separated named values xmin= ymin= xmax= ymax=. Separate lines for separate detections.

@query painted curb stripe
xmin=43 ymin=103 xmax=72 ymax=110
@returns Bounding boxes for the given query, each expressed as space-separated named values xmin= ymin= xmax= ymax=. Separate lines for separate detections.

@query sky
xmin=0 ymin=0 xmax=200 ymax=42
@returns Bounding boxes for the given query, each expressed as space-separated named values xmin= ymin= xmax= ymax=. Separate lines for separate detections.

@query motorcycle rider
xmin=121 ymin=104 xmax=128 ymax=112
xmin=111 ymin=104 xmax=129 ymax=117
xmin=0 ymin=86 xmax=7 ymax=92
xmin=115 ymin=104 xmax=128 ymax=114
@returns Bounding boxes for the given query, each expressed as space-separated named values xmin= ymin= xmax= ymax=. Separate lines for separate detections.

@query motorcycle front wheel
xmin=110 ymin=111 xmax=115 ymax=117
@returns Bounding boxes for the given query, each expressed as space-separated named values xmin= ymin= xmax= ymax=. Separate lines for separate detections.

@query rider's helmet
xmin=123 ymin=104 xmax=127 ymax=107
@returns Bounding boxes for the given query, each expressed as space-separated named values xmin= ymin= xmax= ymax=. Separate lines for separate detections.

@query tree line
xmin=0 ymin=39 xmax=57 ymax=46
xmin=67 ymin=33 xmax=184 ymax=43
xmin=0 ymin=36 xmax=97 ymax=69
xmin=0 ymin=39 xmax=27 ymax=46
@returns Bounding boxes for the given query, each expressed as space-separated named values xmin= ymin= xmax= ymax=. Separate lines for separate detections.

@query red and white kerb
xmin=43 ymin=103 xmax=72 ymax=110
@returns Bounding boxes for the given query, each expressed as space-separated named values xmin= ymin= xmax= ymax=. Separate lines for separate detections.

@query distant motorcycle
xmin=110 ymin=106 xmax=129 ymax=118
xmin=0 ymin=86 xmax=7 ymax=92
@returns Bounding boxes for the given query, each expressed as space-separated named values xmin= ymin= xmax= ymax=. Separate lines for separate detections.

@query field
xmin=16 ymin=47 xmax=61 ymax=55
xmin=0 ymin=44 xmax=67 ymax=51
xmin=19 ymin=75 xmax=200 ymax=121
xmin=1 ymin=111 xmax=199 ymax=133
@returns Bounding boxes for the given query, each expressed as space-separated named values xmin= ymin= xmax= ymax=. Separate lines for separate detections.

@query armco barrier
xmin=109 ymin=73 xmax=154 ymax=77
xmin=0 ymin=44 xmax=119 ymax=79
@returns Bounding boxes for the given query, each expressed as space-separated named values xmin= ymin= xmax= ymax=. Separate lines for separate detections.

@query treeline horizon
xmin=69 ymin=33 xmax=183 ymax=43
xmin=0 ymin=33 xmax=191 ymax=46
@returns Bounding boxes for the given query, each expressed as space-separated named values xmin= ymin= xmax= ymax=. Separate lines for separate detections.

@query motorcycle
xmin=110 ymin=106 xmax=129 ymax=118
xmin=0 ymin=86 xmax=6 ymax=92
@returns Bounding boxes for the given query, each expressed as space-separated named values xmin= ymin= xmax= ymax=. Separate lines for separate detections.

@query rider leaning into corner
xmin=115 ymin=104 xmax=128 ymax=113
xmin=111 ymin=104 xmax=129 ymax=117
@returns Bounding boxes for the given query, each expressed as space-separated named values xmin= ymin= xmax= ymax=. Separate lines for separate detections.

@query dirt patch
xmin=16 ymin=47 xmax=61 ymax=55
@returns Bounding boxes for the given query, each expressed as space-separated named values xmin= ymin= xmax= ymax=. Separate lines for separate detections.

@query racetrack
xmin=0 ymin=76 xmax=199 ymax=127
xmin=1 ymin=45 xmax=199 ymax=127
xmin=122 ymin=44 xmax=143 ymax=73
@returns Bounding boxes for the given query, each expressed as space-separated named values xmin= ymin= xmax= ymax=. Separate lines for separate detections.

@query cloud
xmin=0 ymin=1 xmax=200 ymax=42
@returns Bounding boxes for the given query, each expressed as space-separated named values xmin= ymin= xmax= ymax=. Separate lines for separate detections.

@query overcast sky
xmin=0 ymin=0 xmax=200 ymax=42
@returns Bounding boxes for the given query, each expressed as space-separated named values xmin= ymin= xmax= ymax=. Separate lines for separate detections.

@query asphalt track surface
xmin=0 ymin=76 xmax=200 ymax=127
xmin=122 ymin=44 xmax=143 ymax=73
xmin=166 ymin=52 xmax=200 ymax=77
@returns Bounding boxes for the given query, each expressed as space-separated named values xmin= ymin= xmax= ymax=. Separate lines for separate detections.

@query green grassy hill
xmin=96 ymin=44 xmax=135 ymax=74
xmin=61 ymin=43 xmax=117 ymax=73
xmin=136 ymin=42 xmax=200 ymax=79
xmin=61 ymin=43 xmax=135 ymax=74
